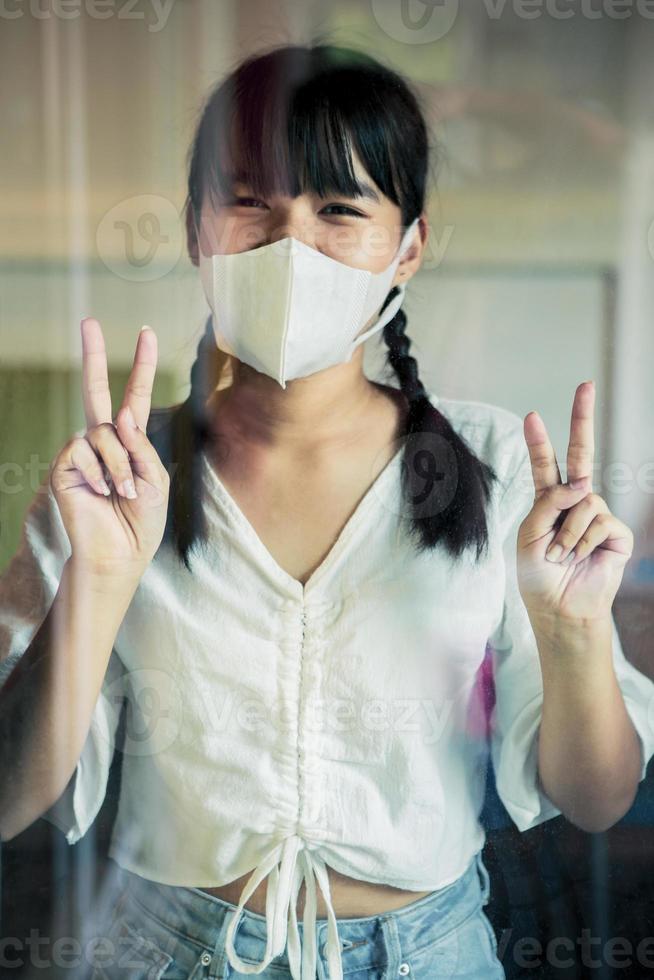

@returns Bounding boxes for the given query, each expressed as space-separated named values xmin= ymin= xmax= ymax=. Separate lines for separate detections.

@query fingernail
xmin=97 ymin=478 xmax=111 ymax=496
xmin=124 ymin=406 xmax=138 ymax=429
xmin=546 ymin=544 xmax=564 ymax=563
xmin=121 ymin=479 xmax=137 ymax=499
xmin=563 ymin=550 xmax=576 ymax=564
xmin=140 ymin=324 xmax=152 ymax=333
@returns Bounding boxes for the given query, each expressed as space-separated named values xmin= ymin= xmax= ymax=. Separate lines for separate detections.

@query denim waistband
xmin=116 ymin=849 xmax=490 ymax=976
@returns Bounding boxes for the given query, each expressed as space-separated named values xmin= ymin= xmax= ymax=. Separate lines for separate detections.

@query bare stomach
xmin=197 ymin=866 xmax=434 ymax=920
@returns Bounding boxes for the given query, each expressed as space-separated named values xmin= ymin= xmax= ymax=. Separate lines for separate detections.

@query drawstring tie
xmin=223 ymin=835 xmax=344 ymax=980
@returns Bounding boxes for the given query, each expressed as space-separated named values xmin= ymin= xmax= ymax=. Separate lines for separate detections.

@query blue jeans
xmin=88 ymin=851 xmax=505 ymax=979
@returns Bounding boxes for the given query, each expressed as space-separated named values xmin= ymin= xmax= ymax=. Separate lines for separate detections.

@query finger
xmin=81 ymin=317 xmax=113 ymax=429
xmin=52 ymin=437 xmax=112 ymax=497
xmin=114 ymin=404 xmax=170 ymax=490
xmin=544 ymin=492 xmax=609 ymax=563
xmin=520 ymin=482 xmax=595 ymax=542
xmin=563 ymin=513 xmax=634 ymax=567
xmin=118 ymin=325 xmax=158 ymax=432
xmin=86 ymin=423 xmax=138 ymax=499
xmin=523 ymin=411 xmax=562 ymax=495
xmin=566 ymin=380 xmax=595 ymax=486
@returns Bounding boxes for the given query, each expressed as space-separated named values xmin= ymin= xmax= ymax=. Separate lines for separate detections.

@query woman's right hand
xmin=49 ymin=317 xmax=171 ymax=580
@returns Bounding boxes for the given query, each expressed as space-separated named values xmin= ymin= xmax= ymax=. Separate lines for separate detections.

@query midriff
xmin=197 ymin=866 xmax=434 ymax=919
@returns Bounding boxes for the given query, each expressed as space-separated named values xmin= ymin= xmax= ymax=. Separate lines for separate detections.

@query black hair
xmin=162 ymin=42 xmax=497 ymax=572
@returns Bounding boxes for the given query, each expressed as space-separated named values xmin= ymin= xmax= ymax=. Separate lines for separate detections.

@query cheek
xmin=319 ymin=221 xmax=398 ymax=272
xmin=353 ymin=229 xmax=398 ymax=273
xmin=198 ymin=212 xmax=265 ymax=255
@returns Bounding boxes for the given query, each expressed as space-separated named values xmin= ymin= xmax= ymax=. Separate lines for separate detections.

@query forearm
xmin=533 ymin=615 xmax=642 ymax=833
xmin=0 ymin=557 xmax=139 ymax=841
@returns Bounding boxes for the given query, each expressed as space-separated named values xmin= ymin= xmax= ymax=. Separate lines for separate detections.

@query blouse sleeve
xmin=488 ymin=441 xmax=654 ymax=833
xmin=0 ymin=466 xmax=125 ymax=845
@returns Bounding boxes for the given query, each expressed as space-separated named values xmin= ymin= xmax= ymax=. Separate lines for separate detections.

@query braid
xmin=165 ymin=316 xmax=230 ymax=571
xmin=383 ymin=298 xmax=428 ymax=405
xmin=382 ymin=290 xmax=497 ymax=561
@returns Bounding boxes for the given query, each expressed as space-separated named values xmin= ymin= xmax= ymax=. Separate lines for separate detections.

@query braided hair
xmin=382 ymin=290 xmax=496 ymax=559
xmin=159 ymin=316 xmax=227 ymax=572
xmin=163 ymin=41 xmax=497 ymax=571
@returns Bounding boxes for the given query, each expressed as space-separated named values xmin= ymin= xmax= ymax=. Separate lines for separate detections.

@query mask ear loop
xmin=350 ymin=217 xmax=420 ymax=352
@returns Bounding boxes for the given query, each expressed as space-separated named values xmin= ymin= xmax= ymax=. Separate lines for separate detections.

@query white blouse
xmin=2 ymin=392 xmax=654 ymax=980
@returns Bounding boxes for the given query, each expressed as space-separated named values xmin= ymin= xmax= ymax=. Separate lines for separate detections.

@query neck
xmin=205 ymin=352 xmax=386 ymax=458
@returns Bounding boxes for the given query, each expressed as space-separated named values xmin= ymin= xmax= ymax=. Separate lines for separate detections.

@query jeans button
xmin=200 ymin=951 xmax=212 ymax=966
xmin=399 ymin=964 xmax=410 ymax=976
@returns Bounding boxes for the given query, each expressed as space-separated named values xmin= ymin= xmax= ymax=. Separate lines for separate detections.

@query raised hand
xmin=517 ymin=381 xmax=633 ymax=623
xmin=49 ymin=318 xmax=170 ymax=579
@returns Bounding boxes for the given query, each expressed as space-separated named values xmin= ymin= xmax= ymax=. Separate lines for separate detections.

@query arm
xmin=519 ymin=381 xmax=653 ymax=833
xmin=534 ymin=615 xmax=642 ymax=832
xmin=0 ymin=556 xmax=139 ymax=842
xmin=488 ymin=404 xmax=654 ymax=835
xmin=0 ymin=318 xmax=168 ymax=843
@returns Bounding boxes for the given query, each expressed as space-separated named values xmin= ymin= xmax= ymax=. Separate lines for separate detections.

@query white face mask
xmin=197 ymin=217 xmax=420 ymax=389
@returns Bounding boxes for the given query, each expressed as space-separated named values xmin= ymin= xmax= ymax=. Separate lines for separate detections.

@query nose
xmin=267 ymin=203 xmax=315 ymax=249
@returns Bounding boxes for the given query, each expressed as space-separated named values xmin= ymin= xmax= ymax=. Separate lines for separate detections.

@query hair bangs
xmin=193 ymin=51 xmax=405 ymax=216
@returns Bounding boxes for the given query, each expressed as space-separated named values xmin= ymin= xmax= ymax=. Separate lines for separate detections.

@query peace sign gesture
xmin=49 ymin=318 xmax=170 ymax=580
xmin=516 ymin=381 xmax=633 ymax=624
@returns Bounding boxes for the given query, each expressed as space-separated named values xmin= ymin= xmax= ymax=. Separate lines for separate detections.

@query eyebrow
xmin=227 ymin=171 xmax=381 ymax=205
xmin=350 ymin=181 xmax=381 ymax=204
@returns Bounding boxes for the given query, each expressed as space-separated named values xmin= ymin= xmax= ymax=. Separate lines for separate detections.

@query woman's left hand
xmin=517 ymin=380 xmax=633 ymax=624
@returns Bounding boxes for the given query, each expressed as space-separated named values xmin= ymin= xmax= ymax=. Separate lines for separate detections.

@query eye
xmin=226 ymin=196 xmax=268 ymax=209
xmin=321 ymin=204 xmax=364 ymax=217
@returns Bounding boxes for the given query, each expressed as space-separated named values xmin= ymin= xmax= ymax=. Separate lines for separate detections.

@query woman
xmin=2 ymin=43 xmax=653 ymax=980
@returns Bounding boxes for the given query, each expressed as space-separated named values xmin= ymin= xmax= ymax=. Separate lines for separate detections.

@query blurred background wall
xmin=3 ymin=4 xmax=654 ymax=978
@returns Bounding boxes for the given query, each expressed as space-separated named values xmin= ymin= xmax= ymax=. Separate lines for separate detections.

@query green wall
xmin=0 ymin=367 xmax=176 ymax=572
